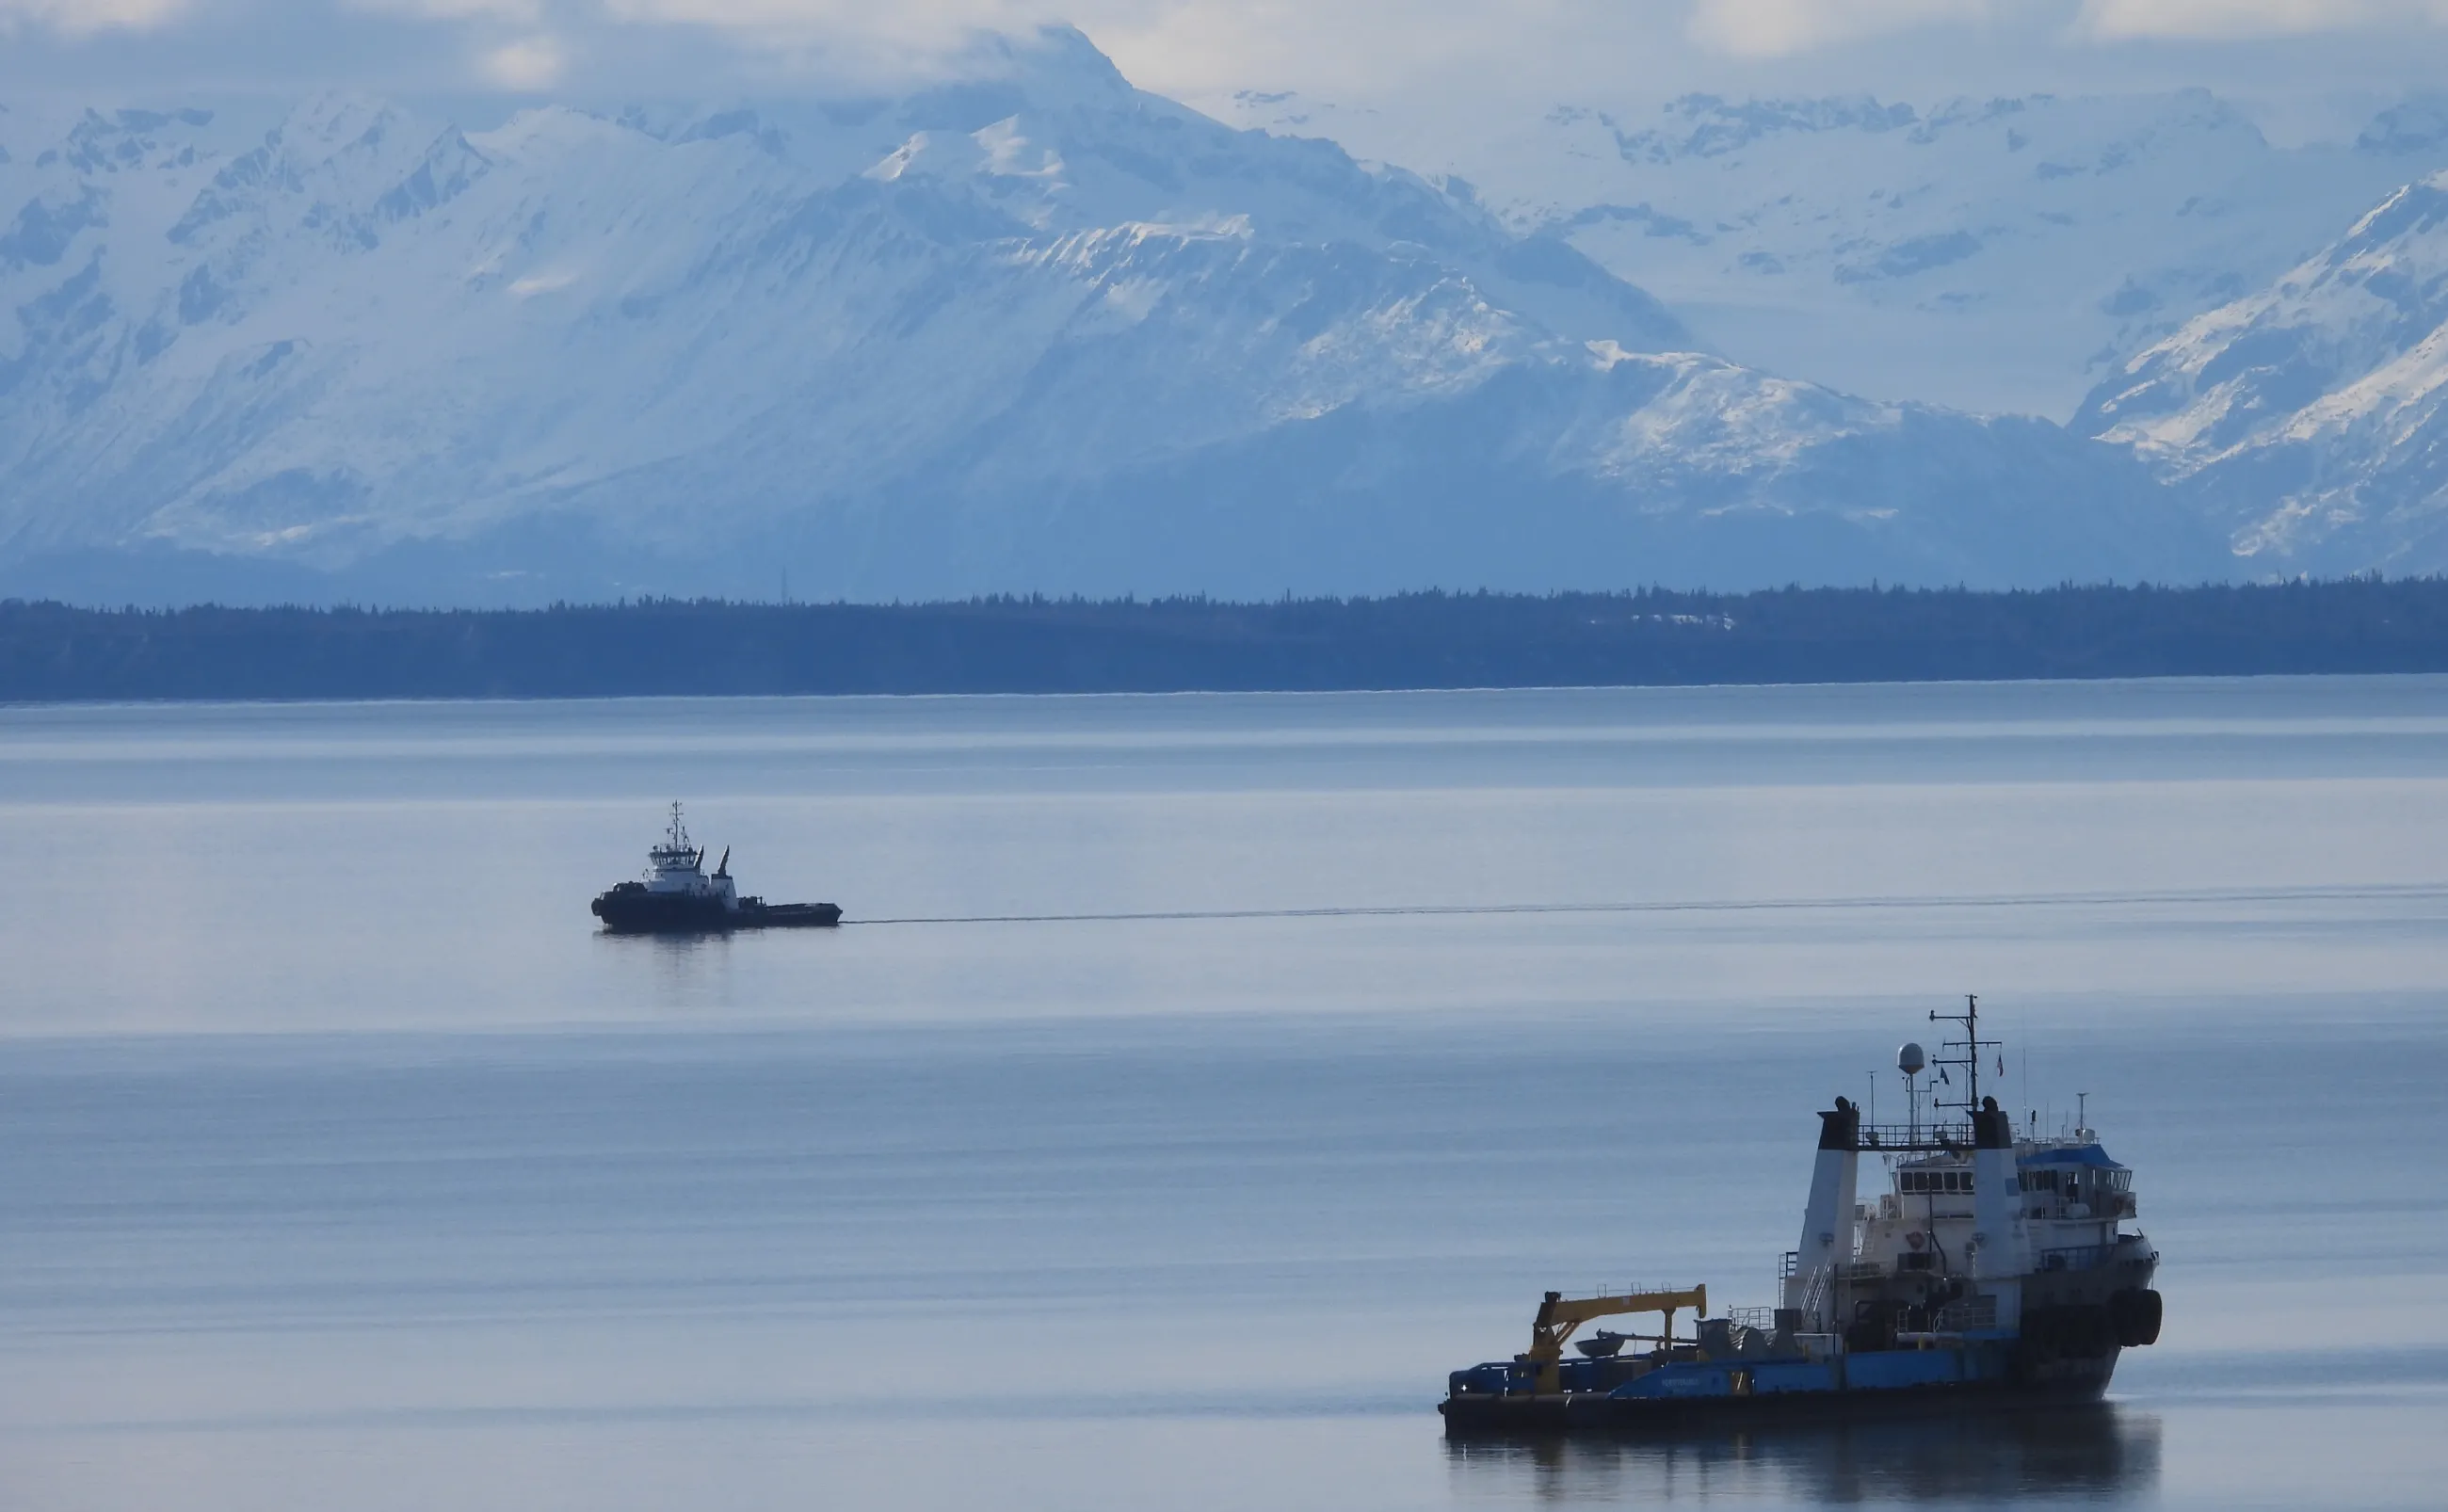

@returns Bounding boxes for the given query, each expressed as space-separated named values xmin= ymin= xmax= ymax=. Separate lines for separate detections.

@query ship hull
xmin=590 ymin=889 xmax=842 ymax=933
xmin=1441 ymin=1348 xmax=2115 ymax=1438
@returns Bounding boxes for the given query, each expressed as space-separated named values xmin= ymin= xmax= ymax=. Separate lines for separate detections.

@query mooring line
xmin=841 ymin=881 xmax=2448 ymax=927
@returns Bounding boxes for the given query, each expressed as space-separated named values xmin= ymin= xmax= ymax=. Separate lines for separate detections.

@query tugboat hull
xmin=590 ymin=885 xmax=842 ymax=934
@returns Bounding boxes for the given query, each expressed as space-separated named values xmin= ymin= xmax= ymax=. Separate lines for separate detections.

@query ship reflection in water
xmin=1444 ymin=1403 xmax=2163 ymax=1505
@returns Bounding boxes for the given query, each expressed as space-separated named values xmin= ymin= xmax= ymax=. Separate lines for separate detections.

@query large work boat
xmin=589 ymin=803 xmax=842 ymax=934
xmin=1442 ymin=997 xmax=2160 ymax=1434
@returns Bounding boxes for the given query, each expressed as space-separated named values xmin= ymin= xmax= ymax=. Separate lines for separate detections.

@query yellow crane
xmin=1521 ymin=1284 xmax=1708 ymax=1394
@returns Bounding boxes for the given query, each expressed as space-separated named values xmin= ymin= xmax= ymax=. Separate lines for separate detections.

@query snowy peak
xmin=45 ymin=106 xmax=217 ymax=178
xmin=837 ymin=79 xmax=1694 ymax=354
xmin=167 ymin=94 xmax=476 ymax=253
xmin=2082 ymin=171 xmax=2448 ymax=461
xmin=2076 ymin=171 xmax=2448 ymax=571
xmin=954 ymin=23 xmax=1138 ymax=112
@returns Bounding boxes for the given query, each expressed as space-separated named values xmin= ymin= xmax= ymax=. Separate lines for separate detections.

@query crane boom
xmin=1523 ymin=1284 xmax=1707 ymax=1394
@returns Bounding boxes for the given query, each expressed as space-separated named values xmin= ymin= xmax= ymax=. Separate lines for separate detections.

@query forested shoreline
xmin=6 ymin=580 xmax=2448 ymax=701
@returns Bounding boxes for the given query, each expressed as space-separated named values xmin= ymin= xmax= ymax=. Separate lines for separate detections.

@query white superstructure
xmin=1775 ymin=996 xmax=2159 ymax=1361
xmin=641 ymin=802 xmax=737 ymax=909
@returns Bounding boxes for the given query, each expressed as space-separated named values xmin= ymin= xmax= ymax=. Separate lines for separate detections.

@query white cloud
xmin=1687 ymin=0 xmax=1993 ymax=58
xmin=602 ymin=0 xmax=1023 ymax=23
xmin=0 ymin=0 xmax=189 ymax=34
xmin=478 ymin=31 xmax=563 ymax=87
xmin=355 ymin=0 xmax=541 ymax=18
xmin=1682 ymin=0 xmax=2448 ymax=56
xmin=598 ymin=0 xmax=1070 ymax=85
xmin=2077 ymin=0 xmax=2448 ymax=39
xmin=7 ymin=0 xmax=2448 ymax=128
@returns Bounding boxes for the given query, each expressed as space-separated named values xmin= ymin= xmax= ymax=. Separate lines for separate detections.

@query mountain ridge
xmin=1219 ymin=84 xmax=2446 ymax=420
xmin=2077 ymin=170 xmax=2448 ymax=574
xmin=1 ymin=33 xmax=2226 ymax=603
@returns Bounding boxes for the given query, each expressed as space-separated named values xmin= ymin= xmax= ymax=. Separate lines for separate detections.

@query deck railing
xmin=1851 ymin=1121 xmax=1975 ymax=1151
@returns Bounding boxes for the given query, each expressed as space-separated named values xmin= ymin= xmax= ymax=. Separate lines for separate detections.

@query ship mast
xmin=1927 ymin=992 xmax=2000 ymax=1130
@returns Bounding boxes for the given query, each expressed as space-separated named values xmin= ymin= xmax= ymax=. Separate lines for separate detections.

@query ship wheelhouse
xmin=2016 ymin=1145 xmax=2136 ymax=1222
xmin=646 ymin=843 xmax=707 ymax=892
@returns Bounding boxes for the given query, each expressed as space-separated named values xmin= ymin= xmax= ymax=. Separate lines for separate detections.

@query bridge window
xmin=1902 ymin=1169 xmax=1983 ymax=1195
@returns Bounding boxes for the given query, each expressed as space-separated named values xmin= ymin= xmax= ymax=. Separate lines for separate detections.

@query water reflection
xmin=1444 ymin=1403 xmax=2162 ymax=1505
xmin=590 ymin=929 xmax=749 ymax=1019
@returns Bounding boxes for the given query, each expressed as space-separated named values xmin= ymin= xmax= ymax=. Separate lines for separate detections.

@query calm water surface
xmin=0 ymin=679 xmax=2443 ymax=1510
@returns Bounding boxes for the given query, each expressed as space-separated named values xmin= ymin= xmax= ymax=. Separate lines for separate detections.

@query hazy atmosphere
xmin=12 ymin=2 xmax=2448 ymax=601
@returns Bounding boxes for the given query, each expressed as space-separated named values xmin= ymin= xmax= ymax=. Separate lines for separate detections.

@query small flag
xmin=1939 ymin=1068 xmax=1951 ymax=1085
xmin=1997 ymin=1055 xmax=2005 ymax=1076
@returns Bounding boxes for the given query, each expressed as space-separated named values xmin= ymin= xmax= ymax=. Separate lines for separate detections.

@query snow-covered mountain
xmin=1222 ymin=88 xmax=2437 ymax=420
xmin=0 ymin=31 xmax=2216 ymax=603
xmin=2076 ymin=172 xmax=2448 ymax=574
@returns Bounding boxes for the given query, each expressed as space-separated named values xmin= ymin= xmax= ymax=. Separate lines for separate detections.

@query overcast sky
xmin=5 ymin=1 xmax=2447 ymax=140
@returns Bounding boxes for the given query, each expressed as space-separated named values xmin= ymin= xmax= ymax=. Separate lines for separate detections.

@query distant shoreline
xmin=7 ymin=581 xmax=2448 ymax=703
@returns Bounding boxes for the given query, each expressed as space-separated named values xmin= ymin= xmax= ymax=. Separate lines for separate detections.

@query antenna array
xmin=1927 ymin=993 xmax=1999 ymax=1119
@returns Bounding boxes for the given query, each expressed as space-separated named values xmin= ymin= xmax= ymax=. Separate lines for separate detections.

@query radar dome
xmin=1897 ymin=1042 xmax=1926 ymax=1076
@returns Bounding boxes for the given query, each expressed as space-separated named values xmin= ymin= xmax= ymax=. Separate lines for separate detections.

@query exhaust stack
xmin=1971 ymin=1095 xmax=2027 ymax=1328
xmin=1784 ymin=1096 xmax=1860 ymax=1327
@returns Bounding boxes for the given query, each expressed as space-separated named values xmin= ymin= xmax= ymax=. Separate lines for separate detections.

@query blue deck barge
xmin=1441 ymin=1335 xmax=2116 ymax=1436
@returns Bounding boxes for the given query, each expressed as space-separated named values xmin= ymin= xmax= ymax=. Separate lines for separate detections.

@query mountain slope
xmin=0 ymin=32 xmax=2213 ymax=603
xmin=2075 ymin=173 xmax=2448 ymax=574
xmin=1222 ymin=88 xmax=2434 ymax=420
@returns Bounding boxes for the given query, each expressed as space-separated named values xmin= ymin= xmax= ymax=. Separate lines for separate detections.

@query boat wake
xmin=843 ymin=879 xmax=2448 ymax=926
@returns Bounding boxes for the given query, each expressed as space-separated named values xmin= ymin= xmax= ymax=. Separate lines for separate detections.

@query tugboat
xmin=1441 ymin=996 xmax=2161 ymax=1434
xmin=590 ymin=803 xmax=843 ymax=934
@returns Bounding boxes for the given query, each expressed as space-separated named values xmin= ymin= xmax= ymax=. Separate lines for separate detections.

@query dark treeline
xmin=8 ymin=579 xmax=2448 ymax=701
